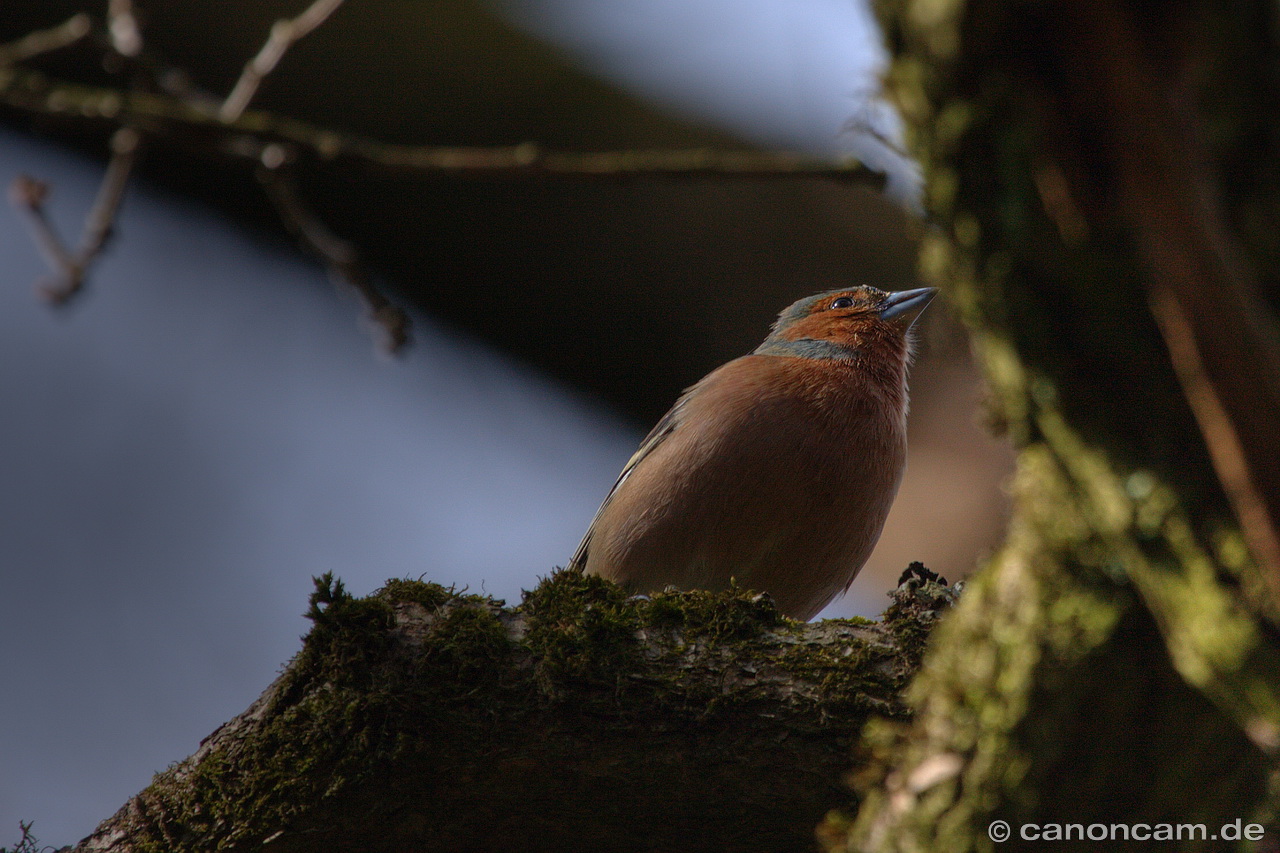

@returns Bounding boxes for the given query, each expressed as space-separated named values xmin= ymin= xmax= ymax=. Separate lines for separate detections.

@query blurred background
xmin=0 ymin=0 xmax=1013 ymax=844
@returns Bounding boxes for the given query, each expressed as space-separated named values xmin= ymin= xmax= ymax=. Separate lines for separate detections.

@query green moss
xmin=413 ymin=603 xmax=513 ymax=696
xmin=129 ymin=574 xmax=520 ymax=851
xmin=374 ymin=576 xmax=460 ymax=609
xmin=518 ymin=567 xmax=646 ymax=700
xmin=642 ymin=582 xmax=784 ymax=641
xmin=776 ymin=638 xmax=878 ymax=701
xmin=288 ymin=573 xmax=396 ymax=689
xmin=517 ymin=569 xmax=795 ymax=709
xmin=879 ymin=563 xmax=964 ymax=672
xmin=514 ymin=568 xmax=939 ymax=732
xmin=110 ymin=567 xmax=949 ymax=851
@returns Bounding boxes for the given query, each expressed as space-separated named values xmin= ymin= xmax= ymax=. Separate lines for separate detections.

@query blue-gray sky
xmin=496 ymin=0 xmax=918 ymax=199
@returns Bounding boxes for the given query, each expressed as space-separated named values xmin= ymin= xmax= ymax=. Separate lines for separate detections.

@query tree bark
xmin=829 ymin=1 xmax=1280 ymax=850
xmin=72 ymin=569 xmax=957 ymax=853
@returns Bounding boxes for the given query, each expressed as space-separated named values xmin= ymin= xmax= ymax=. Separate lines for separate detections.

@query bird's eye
xmin=830 ymin=296 xmax=855 ymax=309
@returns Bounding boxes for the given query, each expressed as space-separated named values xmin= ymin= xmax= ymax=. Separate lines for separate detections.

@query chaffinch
xmin=569 ymin=285 xmax=937 ymax=620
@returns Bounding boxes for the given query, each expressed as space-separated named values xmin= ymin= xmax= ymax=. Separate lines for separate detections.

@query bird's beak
xmin=879 ymin=287 xmax=938 ymax=329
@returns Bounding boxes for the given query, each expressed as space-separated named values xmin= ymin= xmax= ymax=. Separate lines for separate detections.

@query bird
xmin=568 ymin=285 xmax=937 ymax=620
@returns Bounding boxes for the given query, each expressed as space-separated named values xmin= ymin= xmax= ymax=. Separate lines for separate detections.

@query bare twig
xmin=221 ymin=0 xmax=347 ymax=122
xmin=1149 ymin=289 xmax=1280 ymax=587
xmin=9 ymin=175 xmax=77 ymax=276
xmin=9 ymin=127 xmax=141 ymax=304
xmin=78 ymin=129 xmax=141 ymax=254
xmin=1 ymin=12 xmax=882 ymax=353
xmin=107 ymin=0 xmax=144 ymax=58
xmin=841 ymin=87 xmax=912 ymax=161
xmin=98 ymin=2 xmax=216 ymax=104
xmin=220 ymin=0 xmax=403 ymax=353
xmin=257 ymin=162 xmax=410 ymax=353
xmin=0 ymin=69 xmax=885 ymax=187
xmin=0 ymin=13 xmax=92 ymax=66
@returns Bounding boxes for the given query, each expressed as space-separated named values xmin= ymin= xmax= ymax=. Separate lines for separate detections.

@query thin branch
xmin=96 ymin=3 xmax=218 ymax=105
xmin=841 ymin=87 xmax=912 ymax=161
xmin=79 ymin=128 xmax=141 ymax=258
xmin=220 ymin=0 xmax=347 ymax=122
xmin=0 ymin=69 xmax=885 ymax=186
xmin=107 ymin=0 xmax=143 ymax=58
xmin=1149 ymin=289 xmax=1280 ymax=596
xmin=219 ymin=0 xmax=411 ymax=353
xmin=9 ymin=175 xmax=77 ymax=276
xmin=0 ymin=13 xmax=92 ymax=66
xmin=257 ymin=163 xmax=411 ymax=354
xmin=0 ymin=28 xmax=882 ymax=352
xmin=9 ymin=127 xmax=141 ymax=304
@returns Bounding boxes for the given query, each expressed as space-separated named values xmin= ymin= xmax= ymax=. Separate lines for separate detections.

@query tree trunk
xmin=829 ymin=1 xmax=1280 ymax=850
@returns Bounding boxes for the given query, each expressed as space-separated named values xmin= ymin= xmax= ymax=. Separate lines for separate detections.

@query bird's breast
xmin=588 ymin=355 xmax=909 ymax=618
xmin=676 ymin=356 xmax=907 ymax=527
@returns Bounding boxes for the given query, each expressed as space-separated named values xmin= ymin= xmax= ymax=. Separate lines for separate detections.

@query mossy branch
xmin=72 ymin=567 xmax=958 ymax=853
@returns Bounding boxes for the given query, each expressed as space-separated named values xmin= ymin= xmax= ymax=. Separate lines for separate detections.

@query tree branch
xmin=258 ymin=164 xmax=410 ymax=353
xmin=9 ymin=126 xmax=141 ymax=304
xmin=2 ymin=15 xmax=882 ymax=352
xmin=0 ymin=13 xmax=92 ymax=66
xmin=0 ymin=67 xmax=884 ymax=186
xmin=72 ymin=568 xmax=959 ymax=853
xmin=220 ymin=0 xmax=347 ymax=123
xmin=106 ymin=0 xmax=143 ymax=58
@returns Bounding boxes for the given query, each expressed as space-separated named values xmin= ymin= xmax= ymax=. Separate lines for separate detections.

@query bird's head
xmin=754 ymin=286 xmax=938 ymax=364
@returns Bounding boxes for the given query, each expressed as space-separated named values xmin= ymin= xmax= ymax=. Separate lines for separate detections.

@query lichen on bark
xmin=832 ymin=1 xmax=1280 ymax=850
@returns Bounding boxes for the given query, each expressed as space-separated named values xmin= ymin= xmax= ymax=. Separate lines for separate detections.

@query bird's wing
xmin=566 ymin=391 xmax=691 ymax=572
